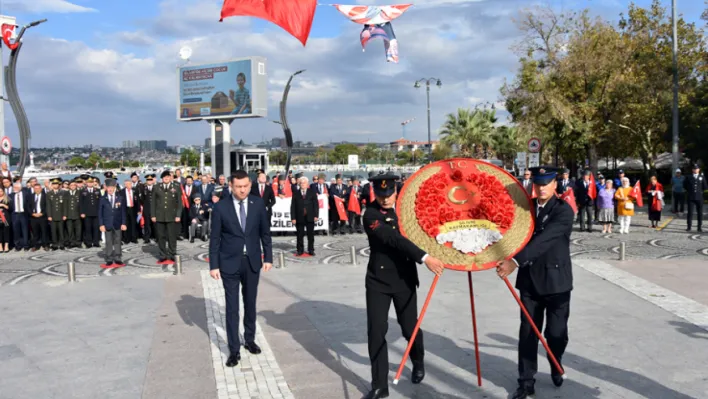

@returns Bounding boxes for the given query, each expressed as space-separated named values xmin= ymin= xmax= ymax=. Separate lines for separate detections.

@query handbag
xmin=624 ymin=201 xmax=634 ymax=210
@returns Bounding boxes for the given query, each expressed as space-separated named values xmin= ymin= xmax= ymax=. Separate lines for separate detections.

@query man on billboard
xmin=229 ymin=72 xmax=251 ymax=115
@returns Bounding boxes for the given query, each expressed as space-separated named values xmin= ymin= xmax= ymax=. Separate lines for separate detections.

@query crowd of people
xmin=517 ymin=164 xmax=706 ymax=234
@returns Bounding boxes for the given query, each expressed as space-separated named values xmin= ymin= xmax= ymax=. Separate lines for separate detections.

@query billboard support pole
xmin=221 ymin=119 xmax=231 ymax=176
xmin=210 ymin=121 xmax=217 ymax=177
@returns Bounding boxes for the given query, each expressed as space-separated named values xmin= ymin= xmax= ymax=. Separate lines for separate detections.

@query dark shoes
xmin=225 ymin=352 xmax=241 ymax=367
xmin=244 ymin=341 xmax=262 ymax=355
xmin=308 ymin=250 xmax=315 ymax=256
xmin=551 ymin=373 xmax=564 ymax=387
xmin=363 ymin=388 xmax=389 ymax=399
xmin=411 ymin=363 xmax=425 ymax=384
xmin=511 ymin=385 xmax=535 ymax=399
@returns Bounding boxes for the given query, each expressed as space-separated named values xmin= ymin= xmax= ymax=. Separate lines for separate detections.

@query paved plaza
xmin=0 ymin=211 xmax=707 ymax=398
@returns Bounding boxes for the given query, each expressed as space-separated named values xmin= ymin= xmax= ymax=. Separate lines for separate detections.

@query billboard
xmin=177 ymin=57 xmax=267 ymax=121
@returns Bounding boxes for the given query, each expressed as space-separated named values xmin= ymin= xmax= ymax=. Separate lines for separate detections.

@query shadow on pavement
xmin=667 ymin=320 xmax=708 ymax=340
xmin=259 ymin=301 xmax=601 ymax=399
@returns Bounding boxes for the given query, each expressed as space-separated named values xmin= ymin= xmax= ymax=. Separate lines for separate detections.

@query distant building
xmin=271 ymin=137 xmax=286 ymax=148
xmin=389 ymin=138 xmax=439 ymax=153
xmin=139 ymin=140 xmax=167 ymax=151
xmin=122 ymin=140 xmax=137 ymax=148
xmin=205 ymin=138 xmax=211 ymax=148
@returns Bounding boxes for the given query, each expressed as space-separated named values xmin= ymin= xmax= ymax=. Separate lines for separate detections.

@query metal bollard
xmin=278 ymin=252 xmax=285 ymax=269
xmin=350 ymin=246 xmax=357 ymax=266
xmin=619 ymin=242 xmax=626 ymax=261
xmin=67 ymin=262 xmax=76 ymax=282
xmin=174 ymin=255 xmax=182 ymax=275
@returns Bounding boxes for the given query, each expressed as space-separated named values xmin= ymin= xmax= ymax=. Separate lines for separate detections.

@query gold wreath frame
xmin=398 ymin=163 xmax=534 ymax=271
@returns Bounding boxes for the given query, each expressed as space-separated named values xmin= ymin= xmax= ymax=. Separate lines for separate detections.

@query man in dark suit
xmin=250 ymin=169 xmax=276 ymax=223
xmin=181 ymin=175 xmax=196 ymax=237
xmin=121 ymin=180 xmax=140 ymax=244
xmin=520 ymin=169 xmax=533 ymax=195
xmin=573 ymin=170 xmax=594 ymax=232
xmin=11 ymin=181 xmax=30 ymax=251
xmin=361 ymin=172 xmax=376 ymax=209
xmin=291 ymin=176 xmax=318 ymax=256
xmin=361 ymin=173 xmax=445 ymax=399
xmin=496 ymin=166 xmax=574 ymax=399
xmin=347 ymin=177 xmax=363 ymax=233
xmin=29 ymin=183 xmax=49 ymax=251
xmin=198 ymin=174 xmax=214 ymax=205
xmin=209 ymin=170 xmax=273 ymax=369
xmin=555 ymin=168 xmax=573 ymax=194
xmin=99 ymin=179 xmax=127 ymax=267
xmin=80 ymin=177 xmax=102 ymax=248
xmin=329 ymin=174 xmax=348 ymax=235
xmin=684 ymin=163 xmax=708 ymax=232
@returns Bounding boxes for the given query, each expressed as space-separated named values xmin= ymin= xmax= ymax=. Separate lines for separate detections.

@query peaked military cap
xmin=369 ymin=173 xmax=398 ymax=197
xmin=145 ymin=174 xmax=155 ymax=180
xmin=50 ymin=178 xmax=61 ymax=185
xmin=528 ymin=166 xmax=559 ymax=185
xmin=104 ymin=171 xmax=115 ymax=178
xmin=161 ymin=170 xmax=171 ymax=178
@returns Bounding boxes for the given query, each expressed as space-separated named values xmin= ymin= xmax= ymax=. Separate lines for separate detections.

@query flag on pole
xmin=334 ymin=196 xmax=348 ymax=221
xmin=588 ymin=174 xmax=597 ymax=200
xmin=347 ymin=189 xmax=361 ymax=215
xmin=630 ymin=181 xmax=643 ymax=207
xmin=559 ymin=190 xmax=578 ymax=214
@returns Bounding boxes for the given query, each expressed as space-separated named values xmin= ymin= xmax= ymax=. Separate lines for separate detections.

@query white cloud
xmin=6 ymin=0 xmax=540 ymax=146
xmin=4 ymin=0 xmax=96 ymax=13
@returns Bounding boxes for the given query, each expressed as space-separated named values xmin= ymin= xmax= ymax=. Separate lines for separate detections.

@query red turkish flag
xmin=588 ymin=174 xmax=597 ymax=200
xmin=347 ymin=189 xmax=361 ymax=215
xmin=219 ymin=0 xmax=317 ymax=46
xmin=630 ymin=181 xmax=643 ymax=207
xmin=333 ymin=196 xmax=348 ymax=221
xmin=1 ymin=24 xmax=18 ymax=50
xmin=559 ymin=190 xmax=578 ymax=214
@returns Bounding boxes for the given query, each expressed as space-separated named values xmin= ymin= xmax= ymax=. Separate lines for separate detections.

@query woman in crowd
xmin=646 ymin=175 xmax=664 ymax=228
xmin=0 ymin=189 xmax=12 ymax=252
xmin=597 ymin=179 xmax=616 ymax=234
xmin=614 ymin=177 xmax=635 ymax=234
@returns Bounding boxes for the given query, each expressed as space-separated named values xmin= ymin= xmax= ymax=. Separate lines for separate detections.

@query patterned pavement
xmin=0 ymin=211 xmax=704 ymax=287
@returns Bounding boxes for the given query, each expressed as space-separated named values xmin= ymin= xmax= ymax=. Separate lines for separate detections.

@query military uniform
xmin=362 ymin=174 xmax=428 ymax=399
xmin=80 ymin=179 xmax=102 ymax=247
xmin=510 ymin=167 xmax=574 ymax=399
xmin=64 ymin=183 xmax=82 ymax=248
xmin=140 ymin=174 xmax=156 ymax=243
xmin=46 ymin=179 xmax=67 ymax=249
xmin=684 ymin=164 xmax=708 ymax=231
xmin=151 ymin=174 xmax=183 ymax=262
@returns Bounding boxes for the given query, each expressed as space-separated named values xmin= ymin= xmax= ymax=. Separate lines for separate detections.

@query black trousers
xmin=156 ymin=221 xmax=178 ymax=260
xmin=123 ymin=207 xmax=137 ymax=243
xmin=50 ymin=220 xmax=64 ymax=247
xmin=295 ymin=221 xmax=314 ymax=253
xmin=578 ymin=204 xmax=593 ymax=231
xmin=222 ymin=256 xmax=260 ymax=354
xmin=348 ymin=211 xmax=362 ymax=232
xmin=65 ymin=219 xmax=82 ymax=246
xmin=143 ymin=215 xmax=154 ymax=241
xmin=672 ymin=192 xmax=685 ymax=213
xmin=30 ymin=216 xmax=49 ymax=249
xmin=12 ymin=213 xmax=29 ymax=249
xmin=83 ymin=216 xmax=100 ymax=246
xmin=366 ymin=288 xmax=424 ymax=390
xmin=518 ymin=291 xmax=571 ymax=386
xmin=687 ymin=199 xmax=703 ymax=229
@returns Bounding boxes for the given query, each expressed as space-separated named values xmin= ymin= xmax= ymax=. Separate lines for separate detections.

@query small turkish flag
xmin=559 ymin=190 xmax=578 ymax=214
xmin=588 ymin=174 xmax=597 ymax=200
xmin=629 ymin=181 xmax=643 ymax=207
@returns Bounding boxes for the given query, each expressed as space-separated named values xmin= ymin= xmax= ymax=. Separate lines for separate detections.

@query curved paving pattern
xmin=0 ymin=213 xmax=705 ymax=286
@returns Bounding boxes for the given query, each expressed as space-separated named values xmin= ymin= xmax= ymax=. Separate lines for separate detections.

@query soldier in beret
xmin=496 ymin=166 xmax=574 ymax=399
xmin=361 ymin=173 xmax=445 ymax=399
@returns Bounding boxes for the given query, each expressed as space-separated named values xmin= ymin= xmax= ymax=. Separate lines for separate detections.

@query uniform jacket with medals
xmin=46 ymin=190 xmax=67 ymax=220
xmin=151 ymin=182 xmax=183 ymax=222
xmin=514 ymin=196 xmax=574 ymax=296
xmin=363 ymin=201 xmax=425 ymax=293
xmin=80 ymin=188 xmax=102 ymax=217
xmin=141 ymin=184 xmax=155 ymax=218
xmin=683 ymin=173 xmax=708 ymax=201
xmin=65 ymin=190 xmax=81 ymax=220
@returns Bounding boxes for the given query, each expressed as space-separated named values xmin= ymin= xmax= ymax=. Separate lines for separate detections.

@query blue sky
xmin=1 ymin=0 xmax=704 ymax=147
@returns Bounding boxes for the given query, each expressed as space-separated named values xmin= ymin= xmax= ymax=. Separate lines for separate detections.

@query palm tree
xmin=439 ymin=107 xmax=496 ymax=158
xmin=491 ymin=125 xmax=521 ymax=166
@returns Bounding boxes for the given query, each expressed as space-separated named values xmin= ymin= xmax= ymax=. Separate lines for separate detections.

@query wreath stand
xmin=392 ymin=272 xmax=566 ymax=386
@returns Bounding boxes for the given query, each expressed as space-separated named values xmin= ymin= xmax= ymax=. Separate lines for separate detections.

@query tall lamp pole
xmin=414 ymin=78 xmax=442 ymax=162
xmin=671 ymin=0 xmax=679 ymax=174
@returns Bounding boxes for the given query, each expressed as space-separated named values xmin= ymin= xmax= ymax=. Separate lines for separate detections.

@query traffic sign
xmin=515 ymin=152 xmax=527 ymax=171
xmin=527 ymin=137 xmax=541 ymax=153
xmin=528 ymin=153 xmax=540 ymax=168
xmin=1 ymin=136 xmax=11 ymax=155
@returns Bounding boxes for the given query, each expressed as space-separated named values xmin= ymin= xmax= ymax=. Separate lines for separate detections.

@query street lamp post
xmin=671 ymin=0 xmax=679 ymax=175
xmin=414 ymin=78 xmax=442 ymax=162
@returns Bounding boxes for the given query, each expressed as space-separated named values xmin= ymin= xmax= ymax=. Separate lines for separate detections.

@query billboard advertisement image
xmin=177 ymin=57 xmax=267 ymax=121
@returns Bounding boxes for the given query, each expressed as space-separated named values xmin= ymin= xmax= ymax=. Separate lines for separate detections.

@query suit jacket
xmin=98 ymin=193 xmax=126 ymax=230
xmin=209 ymin=194 xmax=272 ymax=274
xmin=520 ymin=179 xmax=534 ymax=195
xmin=80 ymin=188 xmax=102 ymax=217
xmin=573 ymin=179 xmax=594 ymax=206
xmin=251 ymin=182 xmax=276 ymax=216
xmin=182 ymin=184 xmax=197 ymax=203
xmin=556 ymin=178 xmax=574 ymax=195
xmin=189 ymin=203 xmax=208 ymax=222
xmin=198 ymin=183 xmax=214 ymax=204
xmin=11 ymin=191 xmax=31 ymax=215
xmin=291 ymin=188 xmax=319 ymax=223
xmin=120 ymin=187 xmax=140 ymax=213
xmin=29 ymin=191 xmax=48 ymax=217
xmin=684 ymin=174 xmax=708 ymax=201
xmin=514 ymin=196 xmax=574 ymax=296
xmin=363 ymin=201 xmax=426 ymax=293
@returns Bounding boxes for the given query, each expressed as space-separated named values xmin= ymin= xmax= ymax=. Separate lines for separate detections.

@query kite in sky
xmin=219 ymin=1 xmax=412 ymax=62
xmin=332 ymin=4 xmax=412 ymax=63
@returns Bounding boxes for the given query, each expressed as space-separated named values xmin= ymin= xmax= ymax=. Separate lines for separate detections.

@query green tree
xmin=86 ymin=152 xmax=102 ymax=168
xmin=180 ymin=149 xmax=199 ymax=167
xmin=491 ymin=126 xmax=521 ymax=166
xmin=314 ymin=147 xmax=329 ymax=164
xmin=439 ymin=107 xmax=496 ymax=158
xmin=432 ymin=143 xmax=453 ymax=161
xmin=331 ymin=144 xmax=360 ymax=164
xmin=269 ymin=150 xmax=287 ymax=165
xmin=67 ymin=156 xmax=85 ymax=168
xmin=361 ymin=144 xmax=378 ymax=163
xmin=395 ymin=151 xmax=412 ymax=166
